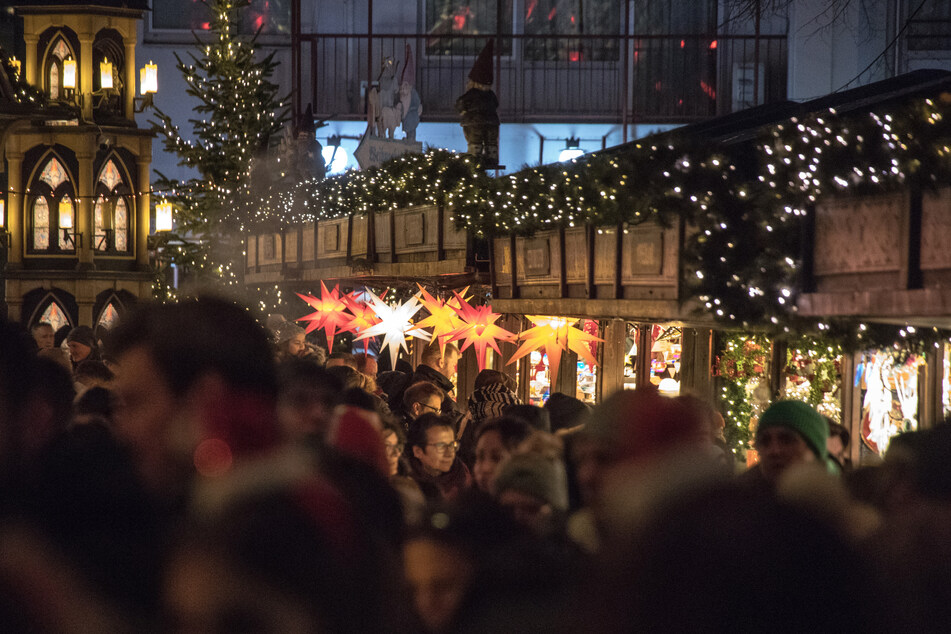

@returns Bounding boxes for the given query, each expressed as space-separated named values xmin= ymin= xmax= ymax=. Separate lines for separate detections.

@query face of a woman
xmin=382 ymin=430 xmax=402 ymax=477
xmin=285 ymin=334 xmax=306 ymax=357
xmin=473 ymin=429 xmax=506 ymax=492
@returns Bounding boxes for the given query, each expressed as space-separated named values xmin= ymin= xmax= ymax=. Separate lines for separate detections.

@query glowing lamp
xmin=0 ymin=199 xmax=5 ymax=227
xmin=10 ymin=58 xmax=20 ymax=77
xmin=100 ymin=58 xmax=113 ymax=90
xmin=140 ymin=61 xmax=158 ymax=94
xmin=63 ymin=58 xmax=77 ymax=89
xmin=58 ymin=198 xmax=74 ymax=229
xmin=155 ymin=200 xmax=173 ymax=232
xmin=559 ymin=137 xmax=584 ymax=162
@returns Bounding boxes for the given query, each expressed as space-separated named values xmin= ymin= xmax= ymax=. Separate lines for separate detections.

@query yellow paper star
xmin=506 ymin=316 xmax=603 ymax=382
xmin=414 ymin=285 xmax=465 ymax=355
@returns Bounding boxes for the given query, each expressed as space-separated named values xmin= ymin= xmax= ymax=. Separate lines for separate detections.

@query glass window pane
xmin=153 ymin=0 xmax=288 ymax=34
xmin=908 ymin=0 xmax=951 ymax=50
xmin=58 ymin=196 xmax=74 ymax=250
xmin=41 ymin=302 xmax=69 ymax=333
xmin=524 ymin=0 xmax=620 ymax=61
xmin=115 ymin=198 xmax=128 ymax=252
xmin=94 ymin=196 xmax=108 ymax=251
xmin=33 ymin=197 xmax=50 ymax=250
xmin=97 ymin=303 xmax=120 ymax=330
xmin=49 ymin=62 xmax=59 ymax=99
xmin=426 ymin=0 xmax=513 ymax=56
xmin=52 ymin=40 xmax=70 ymax=60
xmin=98 ymin=160 xmax=122 ymax=191
xmin=858 ymin=350 xmax=924 ymax=457
xmin=40 ymin=157 xmax=68 ymax=190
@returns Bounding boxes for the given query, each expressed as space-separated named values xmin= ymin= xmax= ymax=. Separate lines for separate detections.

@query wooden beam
xmin=599 ymin=319 xmax=626 ymax=399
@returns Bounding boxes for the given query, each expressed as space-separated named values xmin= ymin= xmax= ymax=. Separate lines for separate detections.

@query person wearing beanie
xmin=748 ymin=399 xmax=831 ymax=488
xmin=455 ymin=39 xmax=500 ymax=167
xmin=273 ymin=321 xmax=307 ymax=362
xmin=493 ymin=451 xmax=569 ymax=535
xmin=66 ymin=326 xmax=100 ymax=368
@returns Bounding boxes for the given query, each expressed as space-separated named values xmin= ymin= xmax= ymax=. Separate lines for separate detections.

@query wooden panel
xmin=494 ymin=237 xmax=511 ymax=278
xmin=394 ymin=205 xmax=439 ymax=255
xmin=921 ymin=188 xmax=951 ymax=271
xmin=443 ymin=211 xmax=467 ymax=249
xmin=285 ymin=230 xmax=298 ymax=262
xmin=593 ymin=228 xmax=618 ymax=284
xmin=300 ymin=223 xmax=315 ymax=262
xmin=627 ymin=228 xmax=664 ymax=276
xmin=247 ymin=235 xmax=256 ymax=268
xmin=375 ymin=212 xmax=391 ymax=254
xmin=524 ymin=237 xmax=551 ymax=276
xmin=317 ymin=219 xmax=347 ymax=259
xmin=515 ymin=231 xmax=561 ymax=286
xmin=351 ymin=215 xmax=367 ymax=257
xmin=258 ymin=233 xmax=281 ymax=265
xmin=564 ymin=228 xmax=587 ymax=283
xmin=814 ymin=194 xmax=904 ymax=275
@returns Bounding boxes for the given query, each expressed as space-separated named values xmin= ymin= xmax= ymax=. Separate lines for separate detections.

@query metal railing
xmin=291 ymin=32 xmax=787 ymax=125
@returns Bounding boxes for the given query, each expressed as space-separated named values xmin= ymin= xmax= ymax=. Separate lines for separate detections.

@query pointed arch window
xmin=97 ymin=302 xmax=120 ymax=330
xmin=29 ymin=154 xmax=77 ymax=253
xmin=46 ymin=37 xmax=75 ymax=100
xmin=94 ymin=158 xmax=132 ymax=253
xmin=40 ymin=301 xmax=69 ymax=334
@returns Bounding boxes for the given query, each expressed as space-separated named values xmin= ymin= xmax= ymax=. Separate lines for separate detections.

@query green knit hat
xmin=757 ymin=400 xmax=829 ymax=461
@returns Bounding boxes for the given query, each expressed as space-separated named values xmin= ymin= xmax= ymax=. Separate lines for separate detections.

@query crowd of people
xmin=1 ymin=294 xmax=950 ymax=633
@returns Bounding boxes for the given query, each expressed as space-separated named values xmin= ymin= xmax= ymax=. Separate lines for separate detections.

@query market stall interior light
xmin=100 ymin=58 xmax=114 ymax=90
xmin=322 ymin=138 xmax=349 ymax=175
xmin=10 ymin=57 xmax=20 ymax=77
xmin=63 ymin=57 xmax=77 ymax=89
xmin=58 ymin=198 xmax=74 ymax=230
xmin=140 ymin=61 xmax=158 ymax=94
xmin=0 ymin=199 xmax=5 ymax=227
xmin=559 ymin=137 xmax=584 ymax=162
xmin=155 ymin=200 xmax=174 ymax=232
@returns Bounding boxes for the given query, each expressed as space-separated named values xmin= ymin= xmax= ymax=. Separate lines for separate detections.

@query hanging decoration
xmin=342 ymin=288 xmax=385 ymax=334
xmin=448 ymin=292 xmax=515 ymax=371
xmin=414 ymin=285 xmax=467 ymax=355
xmin=507 ymin=316 xmax=602 ymax=383
xmin=354 ymin=290 xmax=431 ymax=370
xmin=296 ymin=282 xmax=354 ymax=353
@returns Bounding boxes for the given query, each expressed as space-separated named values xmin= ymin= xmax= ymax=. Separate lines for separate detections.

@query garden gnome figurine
xmin=297 ymin=103 xmax=326 ymax=180
xmin=455 ymin=39 xmax=500 ymax=167
xmin=399 ymin=44 xmax=423 ymax=142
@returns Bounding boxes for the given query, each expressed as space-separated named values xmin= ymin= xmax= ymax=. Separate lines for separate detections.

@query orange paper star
xmin=296 ymin=282 xmax=354 ymax=354
xmin=448 ymin=293 xmax=515 ymax=371
xmin=506 ymin=316 xmax=603 ymax=381
xmin=414 ymin=285 xmax=465 ymax=355
xmin=342 ymin=289 xmax=383 ymax=334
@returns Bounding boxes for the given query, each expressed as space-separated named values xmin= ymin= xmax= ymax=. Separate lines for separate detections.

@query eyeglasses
xmin=417 ymin=402 xmax=441 ymax=414
xmin=426 ymin=441 xmax=459 ymax=453
xmin=384 ymin=442 xmax=404 ymax=456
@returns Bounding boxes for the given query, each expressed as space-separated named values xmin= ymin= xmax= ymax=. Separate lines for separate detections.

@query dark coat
xmin=455 ymin=87 xmax=500 ymax=127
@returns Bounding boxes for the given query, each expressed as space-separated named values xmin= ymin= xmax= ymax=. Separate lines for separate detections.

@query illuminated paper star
xmin=414 ymin=285 xmax=465 ymax=355
xmin=342 ymin=289 xmax=383 ymax=334
xmin=506 ymin=315 xmax=603 ymax=381
xmin=448 ymin=293 xmax=515 ymax=371
xmin=295 ymin=282 xmax=354 ymax=354
xmin=354 ymin=290 xmax=431 ymax=370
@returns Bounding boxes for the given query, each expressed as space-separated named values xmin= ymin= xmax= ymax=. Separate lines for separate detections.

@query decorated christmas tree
xmin=151 ymin=0 xmax=288 ymax=298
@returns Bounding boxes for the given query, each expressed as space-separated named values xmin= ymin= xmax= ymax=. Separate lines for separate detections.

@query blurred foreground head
xmin=108 ymin=296 xmax=280 ymax=496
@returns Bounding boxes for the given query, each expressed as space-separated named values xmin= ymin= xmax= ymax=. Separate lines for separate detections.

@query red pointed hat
xmin=469 ymin=39 xmax=494 ymax=85
xmin=401 ymin=43 xmax=416 ymax=87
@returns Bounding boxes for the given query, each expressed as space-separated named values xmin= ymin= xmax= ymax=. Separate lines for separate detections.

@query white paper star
xmin=354 ymin=290 xmax=431 ymax=370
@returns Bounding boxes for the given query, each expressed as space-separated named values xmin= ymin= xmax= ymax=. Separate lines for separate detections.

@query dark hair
xmin=473 ymin=368 xmax=513 ymax=391
xmin=107 ymin=296 xmax=277 ymax=399
xmin=327 ymin=364 xmax=363 ymax=389
xmin=74 ymin=386 xmax=116 ymax=422
xmin=382 ymin=418 xmax=406 ymax=445
xmin=421 ymin=341 xmax=458 ymax=365
xmin=31 ymin=322 xmax=54 ymax=333
xmin=327 ymin=351 xmax=357 ymax=368
xmin=354 ymin=354 xmax=377 ymax=375
xmin=403 ymin=380 xmax=444 ymax=411
xmin=276 ymin=358 xmax=342 ymax=409
xmin=502 ymin=404 xmax=551 ymax=432
xmin=73 ymin=360 xmax=115 ymax=383
xmin=407 ymin=413 xmax=455 ymax=450
xmin=827 ymin=420 xmax=850 ymax=447
xmin=474 ymin=416 xmax=533 ymax=451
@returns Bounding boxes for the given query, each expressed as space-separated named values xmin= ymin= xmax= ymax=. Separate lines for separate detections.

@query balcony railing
xmin=291 ymin=32 xmax=787 ymax=125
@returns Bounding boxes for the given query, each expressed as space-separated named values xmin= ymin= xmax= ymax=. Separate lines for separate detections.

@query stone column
xmin=124 ymin=40 xmax=136 ymax=120
xmin=5 ymin=152 xmax=24 ymax=267
xmin=23 ymin=35 xmax=39 ymax=87
xmin=80 ymin=36 xmax=94 ymax=121
xmin=135 ymin=141 xmax=152 ymax=270
xmin=76 ymin=144 xmax=95 ymax=270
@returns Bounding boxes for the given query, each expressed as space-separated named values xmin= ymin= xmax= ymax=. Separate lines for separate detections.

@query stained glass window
xmin=39 ymin=158 xmax=68 ymax=190
xmin=49 ymin=63 xmax=59 ymax=100
xmin=41 ymin=302 xmax=69 ymax=334
xmin=99 ymin=160 xmax=121 ymax=191
xmin=33 ymin=198 xmax=50 ymax=250
xmin=52 ymin=40 xmax=70 ymax=60
xmin=97 ymin=303 xmax=120 ymax=330
xmin=94 ymin=196 xmax=107 ymax=251
xmin=115 ymin=198 xmax=128 ymax=251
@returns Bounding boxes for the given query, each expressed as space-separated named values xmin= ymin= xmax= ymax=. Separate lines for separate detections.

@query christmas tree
xmin=151 ymin=0 xmax=289 ymax=298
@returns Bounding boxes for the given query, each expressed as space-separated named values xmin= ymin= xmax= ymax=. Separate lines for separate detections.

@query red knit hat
xmin=469 ymin=39 xmax=494 ymax=85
